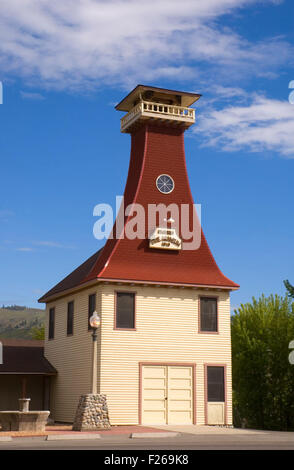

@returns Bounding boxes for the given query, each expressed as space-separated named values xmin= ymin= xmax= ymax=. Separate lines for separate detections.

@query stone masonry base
xmin=72 ymin=394 xmax=111 ymax=431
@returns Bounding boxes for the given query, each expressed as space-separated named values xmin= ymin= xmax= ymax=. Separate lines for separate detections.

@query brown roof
xmin=38 ymin=248 xmax=103 ymax=303
xmin=0 ymin=339 xmax=57 ymax=375
xmin=115 ymin=84 xmax=201 ymax=111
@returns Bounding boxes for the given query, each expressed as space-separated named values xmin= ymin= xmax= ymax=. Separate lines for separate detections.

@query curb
xmin=46 ymin=433 xmax=101 ymax=441
xmin=1 ymin=431 xmax=181 ymax=442
xmin=131 ymin=432 xmax=179 ymax=439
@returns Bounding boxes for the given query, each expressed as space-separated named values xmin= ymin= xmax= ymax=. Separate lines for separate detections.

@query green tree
xmin=30 ymin=325 xmax=45 ymax=340
xmin=231 ymin=294 xmax=294 ymax=430
xmin=284 ymin=280 xmax=294 ymax=299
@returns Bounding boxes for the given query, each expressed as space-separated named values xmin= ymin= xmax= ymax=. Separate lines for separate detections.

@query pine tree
xmin=284 ymin=280 xmax=294 ymax=299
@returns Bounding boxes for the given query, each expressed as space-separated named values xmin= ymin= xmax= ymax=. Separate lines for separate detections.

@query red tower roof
xmin=39 ymin=86 xmax=238 ymax=303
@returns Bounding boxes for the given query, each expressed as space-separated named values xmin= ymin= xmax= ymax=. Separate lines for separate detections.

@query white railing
xmin=121 ymin=102 xmax=143 ymax=127
xmin=121 ymin=100 xmax=195 ymax=131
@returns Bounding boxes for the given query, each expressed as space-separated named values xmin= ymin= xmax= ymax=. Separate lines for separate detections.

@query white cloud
xmin=20 ymin=90 xmax=45 ymax=100
xmin=0 ymin=0 xmax=290 ymax=89
xmin=211 ymin=86 xmax=247 ymax=99
xmin=33 ymin=241 xmax=75 ymax=249
xmin=11 ymin=241 xmax=75 ymax=251
xmin=195 ymin=95 xmax=294 ymax=157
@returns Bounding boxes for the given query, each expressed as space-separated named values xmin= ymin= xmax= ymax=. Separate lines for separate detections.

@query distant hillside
xmin=0 ymin=305 xmax=45 ymax=339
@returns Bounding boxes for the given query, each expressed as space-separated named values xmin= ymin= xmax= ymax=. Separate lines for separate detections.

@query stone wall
xmin=72 ymin=394 xmax=111 ymax=431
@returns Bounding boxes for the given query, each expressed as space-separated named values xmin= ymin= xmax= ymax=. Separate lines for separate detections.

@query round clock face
xmin=156 ymin=174 xmax=174 ymax=194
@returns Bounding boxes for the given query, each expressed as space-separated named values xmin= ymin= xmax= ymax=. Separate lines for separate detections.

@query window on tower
xmin=200 ymin=297 xmax=218 ymax=332
xmin=115 ymin=292 xmax=135 ymax=329
xmin=48 ymin=307 xmax=55 ymax=340
xmin=67 ymin=301 xmax=74 ymax=336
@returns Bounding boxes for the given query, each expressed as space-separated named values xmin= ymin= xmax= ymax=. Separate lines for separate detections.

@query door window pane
xmin=207 ymin=366 xmax=225 ymax=402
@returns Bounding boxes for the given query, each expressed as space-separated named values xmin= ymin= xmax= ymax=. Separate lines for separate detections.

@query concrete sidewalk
xmin=151 ymin=424 xmax=270 ymax=435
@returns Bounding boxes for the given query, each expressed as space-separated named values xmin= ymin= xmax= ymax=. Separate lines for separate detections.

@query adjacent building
xmin=0 ymin=339 xmax=56 ymax=412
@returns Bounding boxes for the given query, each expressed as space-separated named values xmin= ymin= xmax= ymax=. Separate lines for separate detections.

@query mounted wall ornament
xmin=149 ymin=227 xmax=182 ymax=251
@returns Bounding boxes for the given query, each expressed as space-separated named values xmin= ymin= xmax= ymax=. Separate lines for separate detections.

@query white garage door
xmin=141 ymin=365 xmax=193 ymax=425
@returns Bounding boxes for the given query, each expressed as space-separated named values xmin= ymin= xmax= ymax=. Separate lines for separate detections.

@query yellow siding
xmin=44 ymin=288 xmax=102 ymax=422
xmin=44 ymin=284 xmax=232 ymax=425
xmin=100 ymin=285 xmax=232 ymax=426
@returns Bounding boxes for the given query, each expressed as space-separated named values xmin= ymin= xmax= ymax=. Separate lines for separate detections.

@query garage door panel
xmin=169 ymin=399 xmax=192 ymax=410
xmin=142 ymin=365 xmax=194 ymax=425
xmin=142 ymin=410 xmax=166 ymax=424
xmin=168 ymin=378 xmax=192 ymax=388
xmin=143 ymin=377 xmax=166 ymax=388
xmin=143 ymin=389 xmax=165 ymax=400
xmin=168 ymin=367 xmax=192 ymax=378
xmin=167 ymin=366 xmax=193 ymax=425
xmin=168 ymin=389 xmax=191 ymax=400
xmin=143 ymin=366 xmax=166 ymax=378
xmin=141 ymin=366 xmax=167 ymax=424
xmin=168 ymin=410 xmax=192 ymax=424
xmin=143 ymin=399 xmax=166 ymax=410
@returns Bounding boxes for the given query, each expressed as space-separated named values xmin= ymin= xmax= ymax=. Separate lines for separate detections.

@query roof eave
xmin=115 ymin=84 xmax=202 ymax=112
xmin=39 ymin=273 xmax=239 ymax=304
xmin=0 ymin=371 xmax=57 ymax=375
xmin=98 ymin=277 xmax=239 ymax=291
xmin=38 ymin=277 xmax=100 ymax=304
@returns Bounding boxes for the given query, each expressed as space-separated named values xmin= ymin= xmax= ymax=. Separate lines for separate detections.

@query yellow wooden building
xmin=39 ymin=85 xmax=239 ymax=426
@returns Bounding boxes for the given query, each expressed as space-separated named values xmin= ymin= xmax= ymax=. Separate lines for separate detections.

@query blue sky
xmin=0 ymin=0 xmax=293 ymax=310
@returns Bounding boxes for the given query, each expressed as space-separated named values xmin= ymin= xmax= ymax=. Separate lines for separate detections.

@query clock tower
xmin=83 ymin=85 xmax=238 ymax=290
xmin=41 ymin=85 xmax=238 ymax=299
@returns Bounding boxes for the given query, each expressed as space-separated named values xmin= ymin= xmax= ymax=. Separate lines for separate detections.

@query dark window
xmin=116 ymin=292 xmax=135 ymax=329
xmin=67 ymin=301 xmax=74 ymax=335
xmin=48 ymin=307 xmax=55 ymax=340
xmin=207 ymin=366 xmax=225 ymax=402
xmin=88 ymin=294 xmax=96 ymax=330
xmin=200 ymin=297 xmax=217 ymax=332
